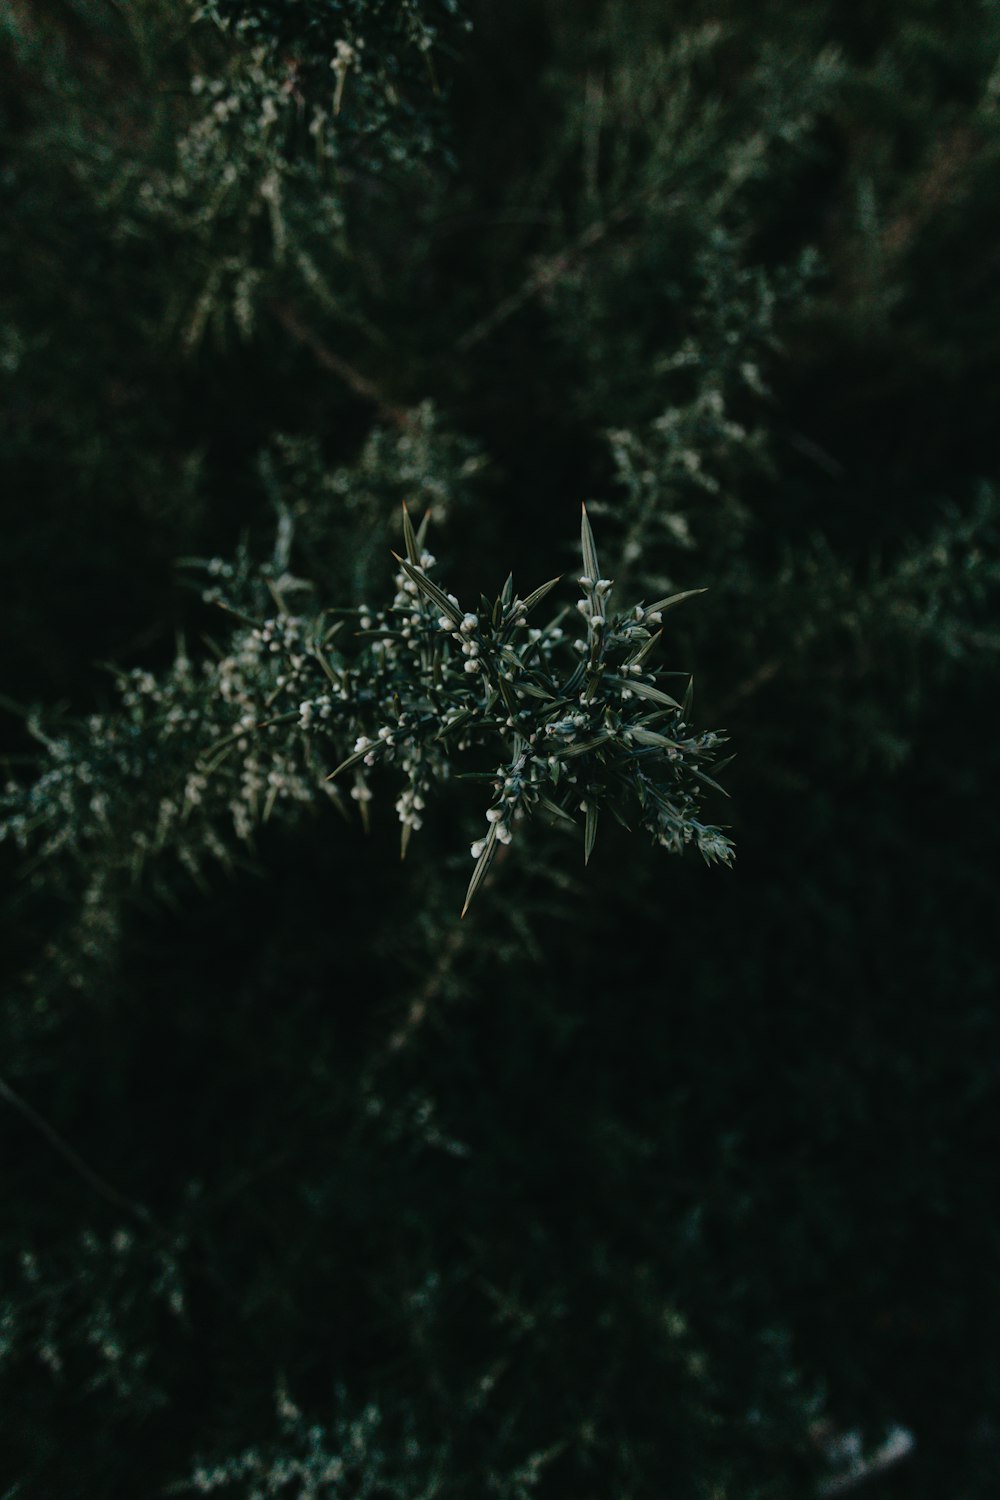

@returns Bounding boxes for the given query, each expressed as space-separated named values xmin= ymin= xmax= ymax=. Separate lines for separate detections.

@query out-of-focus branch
xmin=717 ymin=657 xmax=783 ymax=718
xmin=0 ymin=1071 xmax=154 ymax=1226
xmin=385 ymin=843 xmax=514 ymax=1054
xmin=453 ymin=198 xmax=645 ymax=353
xmin=272 ymin=301 xmax=411 ymax=429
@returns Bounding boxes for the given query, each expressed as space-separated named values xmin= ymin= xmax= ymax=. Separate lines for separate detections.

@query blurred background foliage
xmin=2 ymin=0 xmax=1000 ymax=1494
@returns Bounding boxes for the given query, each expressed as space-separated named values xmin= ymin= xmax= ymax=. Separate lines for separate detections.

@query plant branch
xmin=384 ymin=844 xmax=514 ymax=1055
xmin=271 ymin=301 xmax=411 ymax=429
xmin=453 ymin=198 xmax=643 ymax=353
xmin=0 ymin=1070 xmax=154 ymax=1226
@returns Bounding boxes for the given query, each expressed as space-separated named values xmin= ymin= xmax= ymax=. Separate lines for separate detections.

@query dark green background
xmin=2 ymin=1 xmax=998 ymax=1494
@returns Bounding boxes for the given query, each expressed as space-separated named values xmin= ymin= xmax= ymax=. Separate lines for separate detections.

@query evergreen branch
xmin=1 ymin=515 xmax=733 ymax=955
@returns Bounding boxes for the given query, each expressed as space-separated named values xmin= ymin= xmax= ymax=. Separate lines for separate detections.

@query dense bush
xmin=3 ymin=1 xmax=999 ymax=1494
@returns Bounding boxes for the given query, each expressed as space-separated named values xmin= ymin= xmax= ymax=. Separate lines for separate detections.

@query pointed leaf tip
xmin=521 ymin=576 xmax=562 ymax=617
xmin=584 ymin=803 xmax=599 ymax=865
xmin=461 ymin=823 xmax=498 ymax=916
xmin=644 ymin=588 xmax=709 ymax=616
xmin=392 ymin=553 xmax=462 ymax=625
xmin=580 ymin=504 xmax=600 ymax=584
xmin=401 ymin=502 xmax=420 ymax=566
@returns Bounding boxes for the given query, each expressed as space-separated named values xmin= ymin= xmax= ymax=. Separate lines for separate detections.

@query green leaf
xmin=325 ymin=742 xmax=378 ymax=780
xmin=522 ymin=576 xmax=562 ymax=613
xmin=625 ymin=629 xmax=662 ymax=669
xmin=208 ymin=599 xmax=265 ymax=630
xmin=691 ymin=767 xmax=730 ymax=798
xmin=311 ymin=648 xmax=341 ymax=688
xmin=560 ymin=732 xmax=612 ymax=758
xmin=402 ymin=502 xmax=420 ymax=565
xmin=603 ymin=799 xmax=632 ymax=832
xmin=629 ymin=726 xmax=684 ymax=750
xmin=621 ymin=679 xmax=682 ymax=709
xmin=391 ymin=554 xmax=462 ymax=625
xmin=498 ymin=677 xmax=518 ymax=718
xmin=581 ymin=503 xmax=600 ymax=583
xmin=435 ymin=708 xmax=474 ymax=741
xmin=643 ymin=588 xmax=707 ymax=615
xmin=197 ymin=711 xmax=298 ymax=770
xmin=461 ymin=824 xmax=498 ymax=917
xmin=561 ymin=662 xmax=586 ymax=697
xmin=536 ymin=794 xmax=576 ymax=824
xmin=584 ymin=802 xmax=599 ymax=864
xmin=198 ymin=739 xmax=239 ymax=779
xmin=354 ymin=771 xmax=371 ymax=834
xmin=514 ymin=679 xmax=556 ymax=701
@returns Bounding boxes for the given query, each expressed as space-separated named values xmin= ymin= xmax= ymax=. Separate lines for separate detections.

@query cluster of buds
xmin=2 ymin=503 xmax=728 ymax=923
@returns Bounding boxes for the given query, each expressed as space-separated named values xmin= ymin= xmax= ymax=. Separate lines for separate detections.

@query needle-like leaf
xmin=581 ymin=503 xmax=600 ymax=583
xmin=461 ymin=824 xmax=499 ymax=917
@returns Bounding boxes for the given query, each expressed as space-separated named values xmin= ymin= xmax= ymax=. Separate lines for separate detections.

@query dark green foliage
xmin=3 ymin=0 xmax=1000 ymax=1495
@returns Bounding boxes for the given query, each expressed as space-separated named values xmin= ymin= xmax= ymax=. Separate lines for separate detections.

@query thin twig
xmin=453 ymin=199 xmax=641 ymax=354
xmin=0 ymin=1071 xmax=153 ymax=1226
xmin=385 ymin=928 xmax=462 ymax=1053
xmin=384 ymin=842 xmax=514 ymax=1054
xmin=271 ymin=301 xmax=411 ymax=429
xmin=717 ymin=657 xmax=782 ymax=719
xmin=881 ymin=125 xmax=977 ymax=259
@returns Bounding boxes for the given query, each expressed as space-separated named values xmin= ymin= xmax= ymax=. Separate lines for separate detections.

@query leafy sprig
xmin=2 ymin=510 xmax=732 ymax=933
